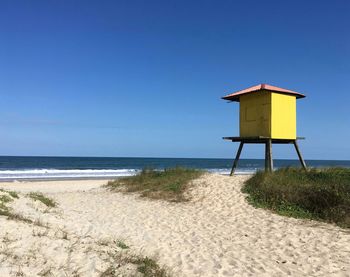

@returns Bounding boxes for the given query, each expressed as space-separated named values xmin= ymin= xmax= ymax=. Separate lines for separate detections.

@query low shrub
xmin=106 ymin=167 xmax=203 ymax=202
xmin=28 ymin=192 xmax=56 ymax=207
xmin=242 ymin=167 xmax=350 ymax=228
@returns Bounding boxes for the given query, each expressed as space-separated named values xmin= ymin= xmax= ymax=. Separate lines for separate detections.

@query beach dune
xmin=0 ymin=174 xmax=349 ymax=276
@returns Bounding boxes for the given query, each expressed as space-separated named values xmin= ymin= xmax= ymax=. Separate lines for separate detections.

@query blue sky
xmin=0 ymin=0 xmax=349 ymax=159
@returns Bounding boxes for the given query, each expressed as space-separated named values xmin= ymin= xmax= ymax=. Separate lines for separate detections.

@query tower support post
xmin=265 ymin=139 xmax=273 ymax=172
xmin=230 ymin=142 xmax=244 ymax=176
xmin=224 ymin=137 xmax=306 ymax=176
xmin=293 ymin=140 xmax=307 ymax=170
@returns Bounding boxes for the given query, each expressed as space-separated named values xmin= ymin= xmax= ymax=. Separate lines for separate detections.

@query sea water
xmin=0 ymin=156 xmax=349 ymax=181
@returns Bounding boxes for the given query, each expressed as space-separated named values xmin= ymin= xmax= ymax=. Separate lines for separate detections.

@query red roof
xmin=222 ymin=84 xmax=306 ymax=102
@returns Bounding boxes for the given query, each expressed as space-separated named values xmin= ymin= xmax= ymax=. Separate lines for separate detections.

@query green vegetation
xmin=7 ymin=212 xmax=33 ymax=223
xmin=135 ymin=256 xmax=168 ymax=277
xmin=116 ymin=240 xmax=129 ymax=249
xmin=28 ymin=192 xmax=56 ymax=208
xmin=0 ymin=190 xmax=33 ymax=223
xmin=242 ymin=167 xmax=350 ymax=228
xmin=0 ymin=189 xmax=19 ymax=217
xmin=0 ymin=188 xmax=19 ymax=199
xmin=106 ymin=167 xmax=203 ymax=202
xmin=0 ymin=194 xmax=13 ymax=216
xmin=8 ymin=191 xmax=19 ymax=199
xmin=0 ymin=194 xmax=13 ymax=204
xmin=101 ymin=254 xmax=169 ymax=277
xmin=100 ymin=240 xmax=170 ymax=277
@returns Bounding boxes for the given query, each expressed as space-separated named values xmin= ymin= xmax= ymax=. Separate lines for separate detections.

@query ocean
xmin=0 ymin=156 xmax=349 ymax=181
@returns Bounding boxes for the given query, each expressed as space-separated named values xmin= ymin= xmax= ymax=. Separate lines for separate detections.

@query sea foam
xmin=0 ymin=169 xmax=139 ymax=180
xmin=0 ymin=168 xmax=256 ymax=180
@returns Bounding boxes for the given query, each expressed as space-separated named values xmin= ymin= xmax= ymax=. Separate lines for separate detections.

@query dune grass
xmin=100 ymin=240 xmax=170 ymax=277
xmin=0 ymin=188 xmax=19 ymax=199
xmin=135 ymin=256 xmax=169 ymax=277
xmin=101 ymin=254 xmax=169 ymax=277
xmin=242 ymin=167 xmax=350 ymax=228
xmin=106 ymin=167 xmax=203 ymax=202
xmin=116 ymin=240 xmax=129 ymax=249
xmin=0 ymin=194 xmax=13 ymax=216
xmin=0 ymin=190 xmax=33 ymax=223
xmin=0 ymin=189 xmax=19 ymax=217
xmin=28 ymin=192 xmax=56 ymax=208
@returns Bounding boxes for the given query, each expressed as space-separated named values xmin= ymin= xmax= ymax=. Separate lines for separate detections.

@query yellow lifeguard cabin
xmin=222 ymin=84 xmax=307 ymax=175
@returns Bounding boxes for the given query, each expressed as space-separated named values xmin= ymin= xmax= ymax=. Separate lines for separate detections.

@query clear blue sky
xmin=0 ymin=0 xmax=349 ymax=159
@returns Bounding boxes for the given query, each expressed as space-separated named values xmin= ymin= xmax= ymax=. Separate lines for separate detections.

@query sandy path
xmin=1 ymin=175 xmax=350 ymax=276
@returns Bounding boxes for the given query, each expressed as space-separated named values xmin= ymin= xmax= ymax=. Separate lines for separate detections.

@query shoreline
xmin=0 ymin=177 xmax=115 ymax=183
xmin=0 ymin=172 xmax=254 ymax=183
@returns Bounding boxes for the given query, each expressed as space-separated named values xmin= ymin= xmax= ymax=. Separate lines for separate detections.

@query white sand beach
xmin=1 ymin=174 xmax=349 ymax=276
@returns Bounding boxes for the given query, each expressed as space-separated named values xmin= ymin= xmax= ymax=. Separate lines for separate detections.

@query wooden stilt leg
xmin=265 ymin=141 xmax=269 ymax=172
xmin=268 ymin=139 xmax=273 ymax=172
xmin=265 ymin=139 xmax=273 ymax=172
xmin=293 ymin=140 xmax=307 ymax=170
xmin=230 ymin=142 xmax=244 ymax=176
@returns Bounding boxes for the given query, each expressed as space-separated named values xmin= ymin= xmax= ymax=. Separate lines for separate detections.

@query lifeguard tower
xmin=222 ymin=84 xmax=307 ymax=175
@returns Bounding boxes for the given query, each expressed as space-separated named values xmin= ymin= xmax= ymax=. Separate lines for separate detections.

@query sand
xmin=0 ymin=174 xmax=349 ymax=276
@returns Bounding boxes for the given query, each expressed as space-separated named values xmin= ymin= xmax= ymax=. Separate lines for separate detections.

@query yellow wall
xmin=239 ymin=91 xmax=296 ymax=139
xmin=271 ymin=93 xmax=296 ymax=139
xmin=239 ymin=91 xmax=271 ymax=137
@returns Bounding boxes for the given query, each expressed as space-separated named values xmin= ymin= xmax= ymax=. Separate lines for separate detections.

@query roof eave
xmin=221 ymin=96 xmax=239 ymax=102
xmin=221 ymin=90 xmax=306 ymax=101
